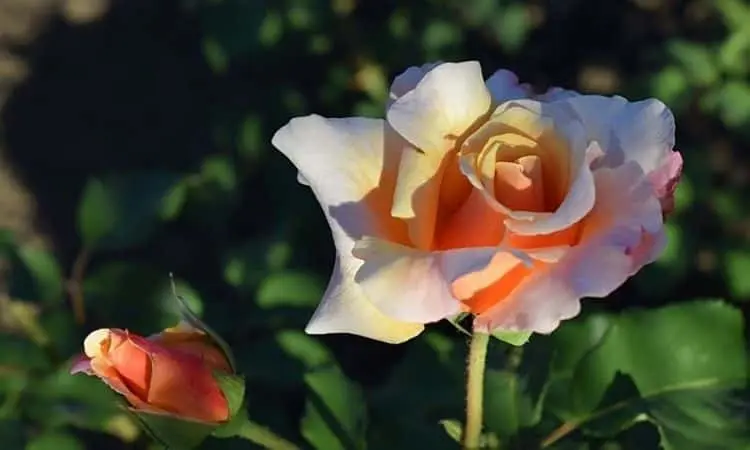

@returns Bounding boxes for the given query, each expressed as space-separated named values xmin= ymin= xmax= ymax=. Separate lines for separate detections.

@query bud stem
xmin=462 ymin=331 xmax=490 ymax=449
xmin=236 ymin=420 xmax=300 ymax=450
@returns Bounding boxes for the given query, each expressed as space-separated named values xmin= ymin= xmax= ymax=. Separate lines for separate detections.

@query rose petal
xmin=388 ymin=62 xmax=443 ymax=106
xmin=434 ymin=187 xmax=505 ymax=250
xmin=387 ymin=62 xmax=492 ymax=248
xmin=560 ymin=95 xmax=676 ymax=174
xmin=303 ymin=258 xmax=424 ymax=342
xmin=648 ymin=150 xmax=683 ymax=215
xmin=353 ymin=237 xmax=502 ymax=323
xmin=458 ymin=100 xmax=597 ymax=236
xmin=475 ymin=161 xmax=664 ymax=334
xmin=145 ymin=344 xmax=229 ymax=422
xmin=70 ymin=355 xmax=93 ymax=374
xmin=535 ymin=87 xmax=580 ymax=102
xmin=272 ymin=115 xmax=423 ymax=343
xmin=150 ymin=329 xmax=231 ymax=373
xmin=387 ymin=61 xmax=492 ymax=153
xmin=485 ymin=69 xmax=531 ymax=104
xmin=272 ymin=115 xmax=407 ymax=244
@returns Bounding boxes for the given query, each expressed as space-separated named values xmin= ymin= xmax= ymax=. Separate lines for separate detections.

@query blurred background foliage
xmin=0 ymin=0 xmax=747 ymax=449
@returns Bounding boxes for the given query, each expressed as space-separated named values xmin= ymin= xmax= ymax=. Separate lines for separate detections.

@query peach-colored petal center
xmin=494 ymin=154 xmax=545 ymax=212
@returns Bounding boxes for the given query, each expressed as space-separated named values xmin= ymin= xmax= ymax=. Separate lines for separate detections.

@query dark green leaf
xmin=301 ymin=365 xmax=367 ymax=450
xmin=256 ymin=271 xmax=324 ymax=309
xmin=77 ymin=172 xmax=183 ymax=250
xmin=132 ymin=410 xmax=216 ymax=449
xmin=26 ymin=432 xmax=84 ymax=450
xmin=13 ymin=246 xmax=63 ymax=305
xmin=544 ymin=301 xmax=749 ymax=449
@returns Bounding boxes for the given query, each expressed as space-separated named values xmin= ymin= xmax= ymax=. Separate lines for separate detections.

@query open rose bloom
xmin=272 ymin=61 xmax=682 ymax=344
xmin=71 ymin=324 xmax=233 ymax=423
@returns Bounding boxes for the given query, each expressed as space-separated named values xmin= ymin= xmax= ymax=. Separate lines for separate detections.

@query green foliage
xmin=543 ymin=302 xmax=748 ymax=449
xmin=301 ymin=365 xmax=367 ymax=450
xmin=78 ymin=172 xmax=182 ymax=250
xmin=133 ymin=410 xmax=216 ymax=449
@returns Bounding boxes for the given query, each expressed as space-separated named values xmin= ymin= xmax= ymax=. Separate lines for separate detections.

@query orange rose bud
xmin=71 ymin=326 xmax=232 ymax=423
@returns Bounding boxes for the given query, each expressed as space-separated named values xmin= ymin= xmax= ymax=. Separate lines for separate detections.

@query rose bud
xmin=71 ymin=325 xmax=232 ymax=423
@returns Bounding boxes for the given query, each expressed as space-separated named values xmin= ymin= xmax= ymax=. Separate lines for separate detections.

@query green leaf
xmin=13 ymin=245 xmax=64 ymax=305
xmin=438 ymin=419 xmax=462 ymax=443
xmin=484 ymin=338 xmax=552 ymax=440
xmin=301 ymin=365 xmax=367 ymax=450
xmin=256 ymin=271 xmax=325 ymax=309
xmin=77 ymin=178 xmax=118 ymax=248
xmin=725 ymin=250 xmax=750 ymax=299
xmin=77 ymin=172 xmax=183 ymax=250
xmin=170 ymin=282 xmax=237 ymax=373
xmin=484 ymin=369 xmax=539 ymax=438
xmin=667 ymin=41 xmax=719 ymax=86
xmin=240 ymin=330 xmax=334 ymax=388
xmin=491 ymin=4 xmax=532 ymax=54
xmin=131 ymin=410 xmax=216 ymax=449
xmin=491 ymin=330 xmax=532 ymax=347
xmin=0 ymin=419 xmax=25 ymax=448
xmin=211 ymin=374 xmax=247 ymax=439
xmin=26 ymin=432 xmax=84 ymax=450
xmin=544 ymin=301 xmax=749 ymax=449
xmin=214 ymin=373 xmax=245 ymax=419
xmin=706 ymin=81 xmax=750 ymax=129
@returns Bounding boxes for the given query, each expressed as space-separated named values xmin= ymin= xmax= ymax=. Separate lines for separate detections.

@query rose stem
xmin=462 ymin=331 xmax=490 ymax=449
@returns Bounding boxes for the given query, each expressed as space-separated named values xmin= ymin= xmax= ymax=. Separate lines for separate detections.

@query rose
xmin=71 ymin=324 xmax=233 ymax=423
xmin=272 ymin=61 xmax=682 ymax=344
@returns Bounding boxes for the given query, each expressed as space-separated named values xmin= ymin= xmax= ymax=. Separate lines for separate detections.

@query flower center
xmin=494 ymin=154 xmax=545 ymax=212
xmin=467 ymin=104 xmax=570 ymax=215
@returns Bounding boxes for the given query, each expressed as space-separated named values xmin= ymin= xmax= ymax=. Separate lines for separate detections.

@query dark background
xmin=0 ymin=0 xmax=747 ymax=449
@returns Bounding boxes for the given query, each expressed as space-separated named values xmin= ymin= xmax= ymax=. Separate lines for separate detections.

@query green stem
xmin=236 ymin=420 xmax=300 ymax=450
xmin=462 ymin=331 xmax=490 ymax=449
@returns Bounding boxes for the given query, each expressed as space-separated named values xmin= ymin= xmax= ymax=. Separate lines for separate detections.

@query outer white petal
xmin=304 ymin=258 xmax=423 ymax=343
xmin=387 ymin=61 xmax=492 ymax=153
xmin=271 ymin=115 xmax=423 ymax=343
xmin=475 ymin=161 xmax=665 ymax=334
xmin=353 ymin=238 xmax=504 ymax=323
xmin=485 ymin=69 xmax=531 ymax=104
xmin=388 ymin=62 xmax=443 ymax=107
xmin=536 ymin=87 xmax=580 ymax=102
xmin=560 ymin=95 xmax=676 ymax=174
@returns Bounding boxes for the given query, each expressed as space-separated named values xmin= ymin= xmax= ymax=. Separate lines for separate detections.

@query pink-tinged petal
xmin=485 ymin=69 xmax=531 ymax=104
xmin=272 ymin=115 xmax=423 ymax=343
xmin=387 ymin=61 xmax=492 ymax=153
xmin=648 ymin=150 xmax=683 ymax=216
xmin=70 ymin=355 xmax=93 ymax=374
xmin=475 ymin=161 xmax=664 ymax=334
xmin=353 ymin=237 xmax=502 ymax=323
xmin=560 ymin=95 xmax=676 ymax=175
